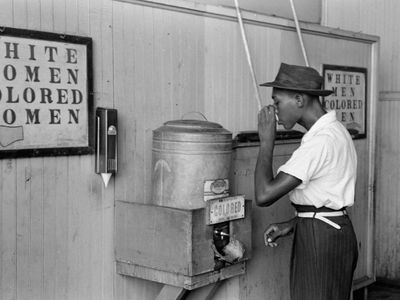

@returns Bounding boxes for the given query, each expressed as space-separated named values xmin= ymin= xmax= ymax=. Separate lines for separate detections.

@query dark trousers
xmin=290 ymin=205 xmax=359 ymax=300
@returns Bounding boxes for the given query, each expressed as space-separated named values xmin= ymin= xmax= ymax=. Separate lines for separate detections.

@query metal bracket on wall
xmin=155 ymin=281 xmax=224 ymax=300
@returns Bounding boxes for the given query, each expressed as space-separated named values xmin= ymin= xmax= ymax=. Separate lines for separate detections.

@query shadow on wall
xmin=353 ymin=280 xmax=400 ymax=300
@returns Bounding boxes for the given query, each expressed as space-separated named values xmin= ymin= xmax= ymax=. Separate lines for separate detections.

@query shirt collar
xmin=301 ymin=110 xmax=336 ymax=143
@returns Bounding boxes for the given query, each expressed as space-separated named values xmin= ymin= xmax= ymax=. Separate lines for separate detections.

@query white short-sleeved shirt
xmin=277 ymin=110 xmax=357 ymax=210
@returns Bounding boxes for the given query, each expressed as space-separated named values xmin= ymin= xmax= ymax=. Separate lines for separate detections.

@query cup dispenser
xmin=95 ymin=107 xmax=118 ymax=187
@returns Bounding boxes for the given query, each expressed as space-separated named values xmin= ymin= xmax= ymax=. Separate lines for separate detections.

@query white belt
xmin=295 ymin=210 xmax=347 ymax=229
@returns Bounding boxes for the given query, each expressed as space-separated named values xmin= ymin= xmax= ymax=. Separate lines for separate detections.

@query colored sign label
xmin=208 ymin=195 xmax=245 ymax=224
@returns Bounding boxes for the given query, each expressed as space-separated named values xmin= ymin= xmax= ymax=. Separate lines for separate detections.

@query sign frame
xmin=0 ymin=27 xmax=94 ymax=158
xmin=322 ymin=64 xmax=368 ymax=139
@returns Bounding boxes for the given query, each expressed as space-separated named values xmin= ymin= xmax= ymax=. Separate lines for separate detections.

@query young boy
xmin=255 ymin=63 xmax=358 ymax=300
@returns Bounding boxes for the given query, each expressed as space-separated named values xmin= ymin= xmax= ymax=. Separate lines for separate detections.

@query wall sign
xmin=322 ymin=65 xmax=367 ymax=139
xmin=0 ymin=27 xmax=93 ymax=158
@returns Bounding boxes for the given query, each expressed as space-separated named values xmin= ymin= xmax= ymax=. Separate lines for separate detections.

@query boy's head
xmin=261 ymin=63 xmax=332 ymax=129
xmin=271 ymin=88 xmax=320 ymax=130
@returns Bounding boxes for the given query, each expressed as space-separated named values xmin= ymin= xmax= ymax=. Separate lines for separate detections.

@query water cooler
xmin=115 ymin=118 xmax=252 ymax=296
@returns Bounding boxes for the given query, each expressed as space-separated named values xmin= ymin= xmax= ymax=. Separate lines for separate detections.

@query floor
xmin=354 ymin=281 xmax=400 ymax=300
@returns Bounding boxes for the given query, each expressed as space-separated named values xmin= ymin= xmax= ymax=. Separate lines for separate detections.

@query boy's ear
xmin=295 ymin=93 xmax=304 ymax=108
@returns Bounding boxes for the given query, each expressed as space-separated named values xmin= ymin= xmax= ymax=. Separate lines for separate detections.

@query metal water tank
xmin=151 ymin=119 xmax=232 ymax=209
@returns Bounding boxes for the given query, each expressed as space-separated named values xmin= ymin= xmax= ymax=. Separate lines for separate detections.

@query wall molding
xmin=115 ymin=0 xmax=379 ymax=44
xmin=379 ymin=91 xmax=400 ymax=101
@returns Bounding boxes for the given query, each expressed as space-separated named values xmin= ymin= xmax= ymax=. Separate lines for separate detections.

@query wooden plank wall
xmin=0 ymin=1 xmax=378 ymax=300
xmin=0 ymin=0 xmax=115 ymax=299
xmin=324 ymin=0 xmax=400 ymax=281
xmin=111 ymin=1 xmax=375 ymax=299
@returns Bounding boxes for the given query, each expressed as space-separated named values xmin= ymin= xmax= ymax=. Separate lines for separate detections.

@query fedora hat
xmin=260 ymin=63 xmax=333 ymax=96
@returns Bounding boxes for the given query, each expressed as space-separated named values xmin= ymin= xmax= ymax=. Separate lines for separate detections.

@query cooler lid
xmin=153 ymin=119 xmax=232 ymax=141
xmin=155 ymin=119 xmax=231 ymax=134
xmin=164 ymin=119 xmax=222 ymax=130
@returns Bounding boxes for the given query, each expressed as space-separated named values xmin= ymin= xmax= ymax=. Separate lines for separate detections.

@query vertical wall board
xmin=52 ymin=157 xmax=70 ymax=300
xmin=225 ymin=20 xmax=240 ymax=132
xmin=258 ymin=27 xmax=282 ymax=108
xmin=322 ymin=0 xmax=360 ymax=33
xmin=26 ymin=0 xmax=41 ymax=30
xmin=279 ymin=33 xmax=304 ymax=65
xmin=42 ymin=157 xmax=56 ymax=300
xmin=53 ymin=0 xmax=67 ymax=34
xmin=39 ymin=0 xmax=55 ymax=32
xmin=133 ymin=3 xmax=152 ymax=204
xmin=169 ymin=12 xmax=189 ymax=118
xmin=204 ymin=18 xmax=231 ymax=126
xmin=99 ymin=178 xmax=116 ymax=300
xmin=65 ymin=0 xmax=79 ymax=34
xmin=113 ymin=2 xmax=147 ymax=203
xmin=389 ymin=1 xmax=400 ymax=89
xmin=89 ymin=0 xmax=116 ymax=297
xmin=112 ymin=2 xmax=136 ymax=202
xmin=0 ymin=0 xmax=13 ymax=26
xmin=91 ymin=0 xmax=115 ymax=109
xmin=65 ymin=157 xmax=84 ymax=300
xmin=15 ymin=158 xmax=32 ymax=298
xmin=142 ymin=6 xmax=162 ymax=204
xmin=375 ymin=101 xmax=400 ymax=279
xmin=78 ymin=157 xmax=91 ymax=300
xmin=22 ymin=3 xmax=48 ymax=297
xmin=112 ymin=2 xmax=164 ymax=300
xmin=42 ymin=157 xmax=62 ymax=300
xmin=63 ymin=156 xmax=108 ymax=300
xmin=142 ymin=6 xmax=158 ymax=204
xmin=381 ymin=1 xmax=394 ymax=90
xmin=226 ymin=21 xmax=238 ymax=128
xmin=0 ymin=159 xmax=17 ymax=300
xmin=64 ymin=0 xmax=87 ymax=298
xmin=28 ymin=158 xmax=45 ymax=300
xmin=153 ymin=7 xmax=172 ymax=122
xmin=77 ymin=0 xmax=90 ymax=36
xmin=194 ymin=14 xmax=206 ymax=114
xmin=12 ymin=0 xmax=27 ymax=29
